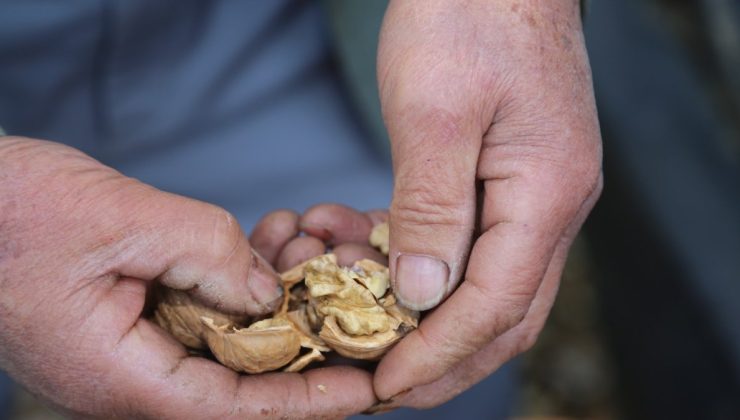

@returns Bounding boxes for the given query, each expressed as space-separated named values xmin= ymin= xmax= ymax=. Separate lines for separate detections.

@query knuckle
xmin=527 ymin=152 xmax=602 ymax=222
xmin=469 ymin=279 xmax=533 ymax=337
xmin=568 ymin=151 xmax=603 ymax=196
xmin=515 ymin=325 xmax=543 ymax=354
xmin=206 ymin=206 xmax=243 ymax=261
xmin=559 ymin=161 xmax=603 ymax=217
xmin=589 ymin=169 xmax=605 ymax=200
xmin=392 ymin=181 xmax=470 ymax=230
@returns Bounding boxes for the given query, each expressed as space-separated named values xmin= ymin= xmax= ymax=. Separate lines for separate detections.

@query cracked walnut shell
xmin=153 ymin=222 xmax=417 ymax=372
xmin=153 ymin=288 xmax=247 ymax=350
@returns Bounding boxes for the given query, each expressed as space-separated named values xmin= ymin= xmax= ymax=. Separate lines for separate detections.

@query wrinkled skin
xmin=0 ymin=138 xmax=376 ymax=419
xmin=373 ymin=0 xmax=603 ymax=409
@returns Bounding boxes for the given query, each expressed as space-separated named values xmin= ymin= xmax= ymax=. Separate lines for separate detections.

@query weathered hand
xmin=0 ymin=137 xmax=375 ymax=418
xmin=374 ymin=0 xmax=602 ymax=408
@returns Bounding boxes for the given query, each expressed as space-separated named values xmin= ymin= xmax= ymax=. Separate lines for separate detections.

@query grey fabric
xmin=324 ymin=0 xmax=390 ymax=154
xmin=0 ymin=0 xmax=393 ymax=227
xmin=0 ymin=371 xmax=13 ymax=419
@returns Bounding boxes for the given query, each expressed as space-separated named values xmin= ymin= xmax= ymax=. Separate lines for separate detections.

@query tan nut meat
xmin=369 ymin=222 xmax=390 ymax=256
xmin=305 ymin=255 xmax=419 ymax=360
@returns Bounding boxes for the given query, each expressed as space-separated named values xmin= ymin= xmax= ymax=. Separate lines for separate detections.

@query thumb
xmin=385 ymin=104 xmax=482 ymax=311
xmin=377 ymin=1 xmax=496 ymax=311
xmin=114 ymin=187 xmax=282 ymax=316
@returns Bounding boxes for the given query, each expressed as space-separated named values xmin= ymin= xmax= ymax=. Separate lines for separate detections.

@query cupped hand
xmin=0 ymin=137 xmax=376 ymax=418
xmin=373 ymin=0 xmax=603 ymax=409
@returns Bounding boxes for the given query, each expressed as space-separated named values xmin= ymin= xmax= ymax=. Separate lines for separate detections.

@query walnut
xmin=304 ymin=255 xmax=418 ymax=360
xmin=305 ymin=255 xmax=398 ymax=336
xmin=152 ymin=220 xmax=418 ymax=373
xmin=153 ymin=288 xmax=247 ymax=350
xmin=319 ymin=316 xmax=401 ymax=360
xmin=201 ymin=317 xmax=302 ymax=374
xmin=369 ymin=222 xmax=389 ymax=256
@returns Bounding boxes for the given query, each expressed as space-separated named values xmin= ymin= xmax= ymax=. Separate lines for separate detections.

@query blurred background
xmin=1 ymin=0 xmax=739 ymax=418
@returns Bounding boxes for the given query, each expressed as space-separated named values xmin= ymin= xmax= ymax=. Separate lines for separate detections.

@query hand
xmin=373 ymin=0 xmax=603 ymax=408
xmin=0 ymin=137 xmax=376 ymax=418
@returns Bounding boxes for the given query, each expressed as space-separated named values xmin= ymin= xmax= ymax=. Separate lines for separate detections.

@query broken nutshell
xmin=153 ymin=287 xmax=247 ymax=350
xmin=152 ymin=222 xmax=419 ymax=373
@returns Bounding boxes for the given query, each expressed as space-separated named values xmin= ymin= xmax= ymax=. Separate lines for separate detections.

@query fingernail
xmin=248 ymin=250 xmax=283 ymax=310
xmin=395 ymin=254 xmax=449 ymax=311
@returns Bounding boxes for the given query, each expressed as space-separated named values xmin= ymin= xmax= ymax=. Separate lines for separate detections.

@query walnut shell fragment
xmin=380 ymin=294 xmax=419 ymax=329
xmin=153 ymin=288 xmax=246 ymax=350
xmin=319 ymin=316 xmax=402 ymax=360
xmin=284 ymin=309 xmax=329 ymax=352
xmin=369 ymin=222 xmax=390 ymax=256
xmin=201 ymin=317 xmax=302 ymax=374
xmin=284 ymin=348 xmax=325 ymax=373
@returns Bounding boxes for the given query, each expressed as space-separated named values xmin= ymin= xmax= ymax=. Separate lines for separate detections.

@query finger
xmin=300 ymin=204 xmax=374 ymax=245
xmin=93 ymin=292 xmax=377 ymax=419
xmin=114 ymin=189 xmax=283 ymax=316
xmin=402 ymin=175 xmax=603 ymax=408
xmin=276 ymin=236 xmax=326 ymax=272
xmin=381 ymin=78 xmax=484 ymax=311
xmin=375 ymin=174 xmax=603 ymax=402
xmin=365 ymin=209 xmax=389 ymax=225
xmin=334 ymin=243 xmax=387 ymax=267
xmin=249 ymin=210 xmax=299 ymax=265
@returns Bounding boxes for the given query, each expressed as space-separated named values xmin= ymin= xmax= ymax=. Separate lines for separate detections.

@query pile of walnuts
xmin=153 ymin=223 xmax=419 ymax=373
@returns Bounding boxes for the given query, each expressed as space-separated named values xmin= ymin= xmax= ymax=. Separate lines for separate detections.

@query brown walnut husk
xmin=153 ymin=287 xmax=247 ymax=350
xmin=153 ymin=222 xmax=418 ymax=372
